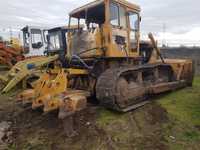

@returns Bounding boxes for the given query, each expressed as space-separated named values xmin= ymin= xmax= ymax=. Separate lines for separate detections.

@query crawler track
xmin=96 ymin=63 xmax=180 ymax=112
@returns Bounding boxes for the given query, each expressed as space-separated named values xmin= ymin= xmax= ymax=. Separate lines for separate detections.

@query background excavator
xmin=17 ymin=0 xmax=194 ymax=120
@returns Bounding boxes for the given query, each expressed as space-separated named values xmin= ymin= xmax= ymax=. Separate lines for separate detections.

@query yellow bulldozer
xmin=18 ymin=0 xmax=194 ymax=119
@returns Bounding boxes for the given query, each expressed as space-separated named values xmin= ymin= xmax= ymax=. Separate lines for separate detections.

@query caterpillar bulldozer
xmin=17 ymin=0 xmax=194 ymax=119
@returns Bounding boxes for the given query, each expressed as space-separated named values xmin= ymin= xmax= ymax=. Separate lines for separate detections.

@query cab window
xmin=110 ymin=3 xmax=119 ymax=26
xmin=49 ymin=32 xmax=61 ymax=51
xmin=129 ymin=12 xmax=139 ymax=50
xmin=110 ymin=3 xmax=127 ymax=28
xmin=31 ymin=29 xmax=43 ymax=49
xmin=129 ymin=12 xmax=139 ymax=31
xmin=119 ymin=6 xmax=126 ymax=28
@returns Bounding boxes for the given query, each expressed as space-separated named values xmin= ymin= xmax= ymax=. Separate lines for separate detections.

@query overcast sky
xmin=0 ymin=0 xmax=199 ymax=46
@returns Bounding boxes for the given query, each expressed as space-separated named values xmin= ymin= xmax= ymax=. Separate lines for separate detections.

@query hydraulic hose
xmin=71 ymin=55 xmax=92 ymax=70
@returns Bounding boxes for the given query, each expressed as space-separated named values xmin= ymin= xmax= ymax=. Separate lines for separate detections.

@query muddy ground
xmin=0 ymin=82 xmax=200 ymax=150
xmin=0 ymin=96 xmax=169 ymax=150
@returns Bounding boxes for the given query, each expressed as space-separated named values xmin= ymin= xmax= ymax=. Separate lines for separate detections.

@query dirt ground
xmin=0 ymin=80 xmax=200 ymax=150
xmin=0 ymin=95 xmax=169 ymax=150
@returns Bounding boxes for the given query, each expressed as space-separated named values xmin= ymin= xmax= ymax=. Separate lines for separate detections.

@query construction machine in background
xmin=0 ymin=38 xmax=24 ymax=68
xmin=17 ymin=0 xmax=194 ymax=119
xmin=0 ymin=26 xmax=48 ymax=68
xmin=0 ymin=26 xmax=82 ymax=93
xmin=0 ymin=26 xmax=51 ymax=93
xmin=21 ymin=26 xmax=48 ymax=57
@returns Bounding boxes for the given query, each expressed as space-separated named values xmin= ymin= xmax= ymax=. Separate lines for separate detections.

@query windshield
xmin=31 ymin=29 xmax=43 ymax=45
xmin=70 ymin=17 xmax=100 ymax=32
xmin=48 ymin=31 xmax=61 ymax=51
xmin=69 ymin=2 xmax=105 ymax=28
xmin=68 ymin=3 xmax=105 ymax=56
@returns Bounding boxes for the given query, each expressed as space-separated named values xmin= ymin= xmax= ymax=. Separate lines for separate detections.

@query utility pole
xmin=162 ymin=23 xmax=166 ymax=47
xmin=9 ymin=27 xmax=13 ymax=44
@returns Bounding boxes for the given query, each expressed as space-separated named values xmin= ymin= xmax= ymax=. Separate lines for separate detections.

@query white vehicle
xmin=22 ymin=26 xmax=48 ymax=57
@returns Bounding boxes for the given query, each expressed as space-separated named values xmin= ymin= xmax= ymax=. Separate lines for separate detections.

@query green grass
xmin=158 ymin=76 xmax=200 ymax=149
xmin=183 ymin=131 xmax=200 ymax=140
xmin=159 ymin=76 xmax=200 ymax=126
xmin=96 ymin=108 xmax=126 ymax=127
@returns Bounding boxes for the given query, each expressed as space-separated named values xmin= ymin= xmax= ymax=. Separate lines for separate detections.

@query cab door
xmin=127 ymin=11 xmax=140 ymax=56
xmin=109 ymin=2 xmax=129 ymax=57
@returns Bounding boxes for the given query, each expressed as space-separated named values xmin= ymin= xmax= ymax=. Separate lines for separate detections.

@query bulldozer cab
xmin=47 ymin=27 xmax=68 ymax=54
xmin=22 ymin=26 xmax=48 ymax=57
xmin=46 ymin=26 xmax=84 ymax=68
xmin=47 ymin=25 xmax=83 ymax=54
xmin=68 ymin=0 xmax=141 ymax=58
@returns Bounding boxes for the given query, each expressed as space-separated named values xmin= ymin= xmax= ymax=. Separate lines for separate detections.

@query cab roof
xmin=70 ymin=0 xmax=141 ymax=17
